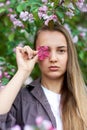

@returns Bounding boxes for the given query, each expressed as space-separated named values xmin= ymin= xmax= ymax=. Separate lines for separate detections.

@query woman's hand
xmin=0 ymin=45 xmax=38 ymax=114
xmin=16 ymin=46 xmax=38 ymax=74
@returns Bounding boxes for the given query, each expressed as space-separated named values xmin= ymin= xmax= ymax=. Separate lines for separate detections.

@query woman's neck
xmin=41 ymin=76 xmax=64 ymax=94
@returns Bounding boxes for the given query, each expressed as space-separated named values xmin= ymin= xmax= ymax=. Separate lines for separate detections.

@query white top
xmin=42 ymin=86 xmax=62 ymax=130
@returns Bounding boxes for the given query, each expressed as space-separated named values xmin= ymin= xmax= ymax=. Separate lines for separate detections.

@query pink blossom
xmin=13 ymin=47 xmax=16 ymax=52
xmin=76 ymin=0 xmax=84 ymax=8
xmin=6 ymin=0 xmax=10 ymax=5
xmin=66 ymin=9 xmax=75 ymax=19
xmin=73 ymin=35 xmax=78 ymax=44
xmin=28 ymin=13 xmax=34 ymax=23
xmin=35 ymin=117 xmax=55 ymax=130
xmin=64 ymin=24 xmax=72 ymax=36
xmin=24 ymin=125 xmax=34 ymax=130
xmin=38 ymin=5 xmax=48 ymax=19
xmin=42 ymin=0 xmax=48 ymax=3
xmin=0 ymin=70 xmax=3 ymax=79
xmin=19 ymin=11 xmax=34 ymax=23
xmin=79 ymin=4 xmax=87 ymax=12
xmin=6 ymin=75 xmax=11 ymax=79
xmin=67 ymin=3 xmax=75 ymax=10
xmin=0 ymin=67 xmax=3 ymax=70
xmin=0 ymin=86 xmax=5 ymax=89
xmin=78 ymin=0 xmax=84 ymax=2
xmin=18 ymin=43 xmax=24 ymax=47
xmin=37 ymin=46 xmax=49 ymax=61
xmin=4 ymin=72 xmax=11 ymax=79
xmin=35 ymin=116 xmax=43 ymax=125
xmin=44 ymin=15 xmax=57 ymax=25
xmin=10 ymin=14 xmax=17 ymax=21
xmin=8 ymin=8 xmax=13 ymax=13
xmin=24 ymin=77 xmax=33 ymax=85
xmin=11 ymin=69 xmax=15 ymax=72
xmin=19 ymin=11 xmax=29 ymax=21
xmin=11 ymin=125 xmax=21 ymax=130
xmin=79 ymin=32 xmax=86 ymax=38
xmin=42 ymin=120 xmax=54 ymax=130
xmin=52 ymin=15 xmax=57 ymax=22
xmin=42 ymin=14 xmax=49 ymax=20
xmin=13 ymin=20 xmax=24 ymax=28
xmin=9 ymin=14 xmax=24 ymax=28
xmin=0 ymin=3 xmax=4 ymax=7
xmin=4 ymin=72 xmax=8 ymax=77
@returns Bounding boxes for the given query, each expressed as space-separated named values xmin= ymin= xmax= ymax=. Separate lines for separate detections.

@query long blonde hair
xmin=34 ymin=22 xmax=87 ymax=130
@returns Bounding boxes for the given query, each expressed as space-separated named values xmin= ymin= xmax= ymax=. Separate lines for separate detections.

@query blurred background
xmin=0 ymin=0 xmax=87 ymax=86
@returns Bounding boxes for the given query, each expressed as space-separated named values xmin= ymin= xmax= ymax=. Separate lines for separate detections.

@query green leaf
xmin=56 ymin=11 xmax=64 ymax=19
xmin=0 ymin=57 xmax=6 ymax=65
xmin=79 ymin=51 xmax=84 ymax=60
xmin=8 ymin=33 xmax=15 ymax=41
xmin=0 ymin=56 xmax=5 ymax=61
xmin=0 ymin=8 xmax=6 ymax=13
xmin=17 ymin=4 xmax=26 ymax=12
xmin=2 ymin=77 xmax=9 ymax=85
xmin=0 ymin=0 xmax=5 ymax=2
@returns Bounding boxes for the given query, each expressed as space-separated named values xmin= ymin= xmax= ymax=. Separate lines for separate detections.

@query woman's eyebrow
xmin=57 ymin=46 xmax=67 ymax=49
xmin=47 ymin=46 xmax=67 ymax=49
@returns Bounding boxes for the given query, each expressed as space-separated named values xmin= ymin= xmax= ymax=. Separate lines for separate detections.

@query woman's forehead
xmin=36 ymin=30 xmax=67 ymax=47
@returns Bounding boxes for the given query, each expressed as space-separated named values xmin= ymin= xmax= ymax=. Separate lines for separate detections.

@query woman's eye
xmin=58 ymin=50 xmax=66 ymax=53
xmin=60 ymin=50 xmax=65 ymax=52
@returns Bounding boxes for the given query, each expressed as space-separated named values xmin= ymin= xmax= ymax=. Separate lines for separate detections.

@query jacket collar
xmin=27 ymin=78 xmax=57 ymax=128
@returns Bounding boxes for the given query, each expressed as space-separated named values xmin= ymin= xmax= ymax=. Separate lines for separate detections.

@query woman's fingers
xmin=16 ymin=46 xmax=38 ymax=61
xmin=32 ymin=54 xmax=38 ymax=63
xmin=16 ymin=46 xmax=23 ymax=59
xmin=23 ymin=46 xmax=38 ymax=59
xmin=15 ymin=46 xmax=38 ymax=73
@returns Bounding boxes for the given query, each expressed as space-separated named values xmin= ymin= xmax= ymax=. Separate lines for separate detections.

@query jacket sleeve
xmin=0 ymin=105 xmax=17 ymax=130
xmin=0 ymin=90 xmax=22 ymax=130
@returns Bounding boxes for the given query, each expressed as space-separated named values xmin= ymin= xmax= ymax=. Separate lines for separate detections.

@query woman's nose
xmin=49 ymin=51 xmax=58 ymax=62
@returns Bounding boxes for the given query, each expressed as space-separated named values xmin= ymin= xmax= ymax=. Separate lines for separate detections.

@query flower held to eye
xmin=37 ymin=46 xmax=49 ymax=60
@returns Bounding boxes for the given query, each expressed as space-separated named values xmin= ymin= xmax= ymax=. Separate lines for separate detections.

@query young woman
xmin=0 ymin=22 xmax=87 ymax=130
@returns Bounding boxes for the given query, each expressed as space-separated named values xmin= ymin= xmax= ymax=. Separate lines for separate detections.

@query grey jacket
xmin=0 ymin=78 xmax=57 ymax=130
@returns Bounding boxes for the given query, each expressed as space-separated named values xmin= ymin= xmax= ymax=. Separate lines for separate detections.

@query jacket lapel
xmin=28 ymin=78 xmax=57 ymax=128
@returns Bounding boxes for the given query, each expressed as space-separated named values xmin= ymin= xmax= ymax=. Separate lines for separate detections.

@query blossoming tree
xmin=0 ymin=0 xmax=87 ymax=85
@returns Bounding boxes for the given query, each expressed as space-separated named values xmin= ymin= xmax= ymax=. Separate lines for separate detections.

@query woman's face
xmin=36 ymin=30 xmax=68 ymax=80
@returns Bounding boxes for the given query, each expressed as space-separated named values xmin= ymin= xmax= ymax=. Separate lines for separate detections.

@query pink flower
xmin=11 ymin=125 xmax=21 ymax=130
xmin=35 ymin=116 xmax=43 ymax=125
xmin=10 ymin=14 xmax=17 ymax=21
xmin=8 ymin=8 xmax=13 ymax=13
xmin=42 ymin=0 xmax=48 ymax=3
xmin=76 ymin=0 xmax=84 ymax=8
xmin=0 ymin=86 xmax=5 ymax=89
xmin=78 ymin=0 xmax=84 ymax=2
xmin=73 ymin=35 xmax=78 ymax=44
xmin=42 ymin=120 xmax=54 ymax=130
xmin=0 ymin=70 xmax=3 ymax=79
xmin=6 ymin=0 xmax=10 ymax=5
xmin=4 ymin=72 xmax=8 ymax=77
xmin=38 ymin=5 xmax=48 ymax=19
xmin=24 ymin=125 xmax=34 ymax=130
xmin=37 ymin=46 xmax=49 ymax=61
xmin=11 ymin=69 xmax=15 ymax=72
xmin=28 ymin=13 xmax=34 ymax=23
xmin=19 ymin=11 xmax=29 ymax=21
xmin=13 ymin=20 xmax=24 ymax=28
xmin=0 ymin=3 xmax=4 ymax=7
xmin=65 ymin=9 xmax=75 ymax=19
xmin=79 ymin=32 xmax=86 ymax=38
xmin=44 ymin=15 xmax=57 ymax=25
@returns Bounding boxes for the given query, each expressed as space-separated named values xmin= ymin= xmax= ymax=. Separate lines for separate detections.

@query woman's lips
xmin=48 ymin=66 xmax=59 ymax=71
